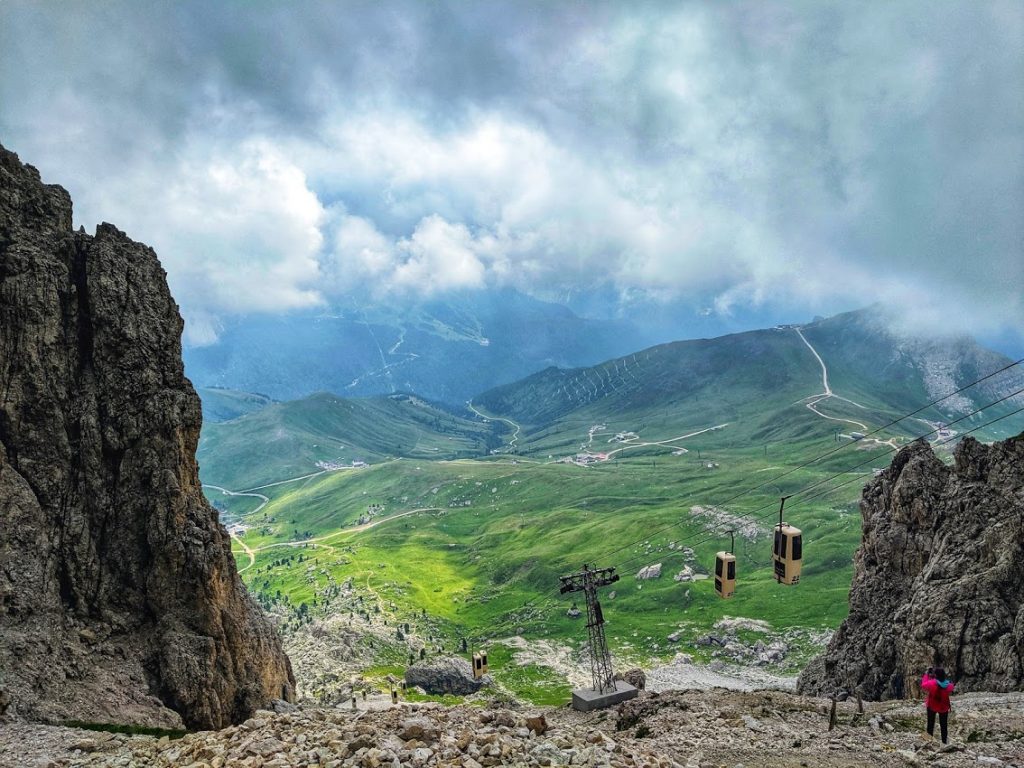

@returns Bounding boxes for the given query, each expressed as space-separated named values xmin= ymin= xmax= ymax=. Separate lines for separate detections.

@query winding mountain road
xmin=203 ymin=484 xmax=270 ymax=514
xmin=204 ymin=462 xmax=385 ymax=574
xmin=467 ymin=401 xmax=521 ymax=449
xmin=210 ymin=463 xmax=442 ymax=570
xmin=203 ymin=484 xmax=269 ymax=573
xmin=793 ymin=328 xmax=902 ymax=449
xmin=601 ymin=423 xmax=730 ymax=459
xmin=794 ymin=328 xmax=871 ymax=431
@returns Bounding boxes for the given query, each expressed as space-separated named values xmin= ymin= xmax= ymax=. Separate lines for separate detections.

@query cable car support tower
xmin=559 ymin=564 xmax=639 ymax=711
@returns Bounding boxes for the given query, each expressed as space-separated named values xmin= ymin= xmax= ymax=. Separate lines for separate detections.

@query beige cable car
xmin=714 ymin=530 xmax=737 ymax=599
xmin=772 ymin=496 xmax=802 ymax=585
xmin=472 ymin=650 xmax=489 ymax=679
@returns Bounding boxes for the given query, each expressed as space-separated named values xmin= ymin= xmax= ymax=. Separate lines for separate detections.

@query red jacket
xmin=921 ymin=674 xmax=954 ymax=713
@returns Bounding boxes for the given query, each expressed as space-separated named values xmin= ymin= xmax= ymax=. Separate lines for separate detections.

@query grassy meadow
xmin=205 ymin=407 xmax=894 ymax=704
xmin=198 ymin=316 xmax=1024 ymax=705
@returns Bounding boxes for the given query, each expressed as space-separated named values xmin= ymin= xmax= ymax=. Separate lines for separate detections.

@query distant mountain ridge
xmin=184 ymin=288 xmax=647 ymax=404
xmin=197 ymin=307 xmax=1024 ymax=492
xmin=474 ymin=308 xmax=1024 ymax=435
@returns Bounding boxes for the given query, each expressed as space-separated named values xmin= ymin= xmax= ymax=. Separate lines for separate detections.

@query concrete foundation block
xmin=571 ymin=680 xmax=638 ymax=711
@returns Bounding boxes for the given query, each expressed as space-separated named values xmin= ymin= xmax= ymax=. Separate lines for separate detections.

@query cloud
xmin=1 ymin=0 xmax=1020 ymax=342
xmin=50 ymin=136 xmax=329 ymax=330
xmin=326 ymin=211 xmax=487 ymax=294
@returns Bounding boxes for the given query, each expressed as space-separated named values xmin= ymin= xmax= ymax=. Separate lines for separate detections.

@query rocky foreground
xmin=3 ymin=689 xmax=1022 ymax=768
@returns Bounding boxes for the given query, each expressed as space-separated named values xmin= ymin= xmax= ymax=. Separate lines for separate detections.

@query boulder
xmin=636 ymin=563 xmax=662 ymax=580
xmin=398 ymin=716 xmax=440 ymax=742
xmin=673 ymin=566 xmax=694 ymax=582
xmin=525 ymin=715 xmax=548 ymax=735
xmin=404 ymin=657 xmax=485 ymax=695
xmin=616 ymin=668 xmax=646 ymax=690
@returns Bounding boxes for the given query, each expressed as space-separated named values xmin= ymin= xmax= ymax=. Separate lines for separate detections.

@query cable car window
xmin=715 ymin=578 xmax=722 ymax=593
xmin=775 ymin=530 xmax=787 ymax=558
xmin=791 ymin=535 xmax=802 ymax=561
xmin=715 ymin=558 xmax=723 ymax=577
xmin=727 ymin=560 xmax=736 ymax=579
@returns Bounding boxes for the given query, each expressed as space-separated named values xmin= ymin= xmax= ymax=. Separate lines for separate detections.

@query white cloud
xmin=2 ymin=1 xmax=1021 ymax=344
xmin=162 ymin=140 xmax=325 ymax=313
xmin=62 ymin=138 xmax=328 ymax=334
xmin=393 ymin=216 xmax=485 ymax=292
xmin=325 ymin=211 xmax=489 ymax=296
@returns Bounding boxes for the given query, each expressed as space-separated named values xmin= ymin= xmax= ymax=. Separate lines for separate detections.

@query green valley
xmin=197 ymin=310 xmax=1024 ymax=706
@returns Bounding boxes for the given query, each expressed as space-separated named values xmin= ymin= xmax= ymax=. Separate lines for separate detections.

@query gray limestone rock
xmin=404 ymin=657 xmax=485 ymax=695
xmin=0 ymin=144 xmax=294 ymax=729
xmin=798 ymin=435 xmax=1024 ymax=699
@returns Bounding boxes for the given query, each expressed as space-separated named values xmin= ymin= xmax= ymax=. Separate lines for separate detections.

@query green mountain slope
xmin=474 ymin=308 xmax=1024 ymax=458
xmin=198 ymin=392 xmax=503 ymax=490
xmin=198 ymin=386 xmax=274 ymax=423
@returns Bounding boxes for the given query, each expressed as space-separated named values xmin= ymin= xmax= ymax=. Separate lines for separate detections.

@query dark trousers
xmin=927 ymin=708 xmax=949 ymax=743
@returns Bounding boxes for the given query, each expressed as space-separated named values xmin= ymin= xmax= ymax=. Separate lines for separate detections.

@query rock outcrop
xmin=0 ymin=144 xmax=294 ymax=729
xmin=404 ymin=657 xmax=486 ymax=696
xmin=798 ymin=435 xmax=1024 ymax=699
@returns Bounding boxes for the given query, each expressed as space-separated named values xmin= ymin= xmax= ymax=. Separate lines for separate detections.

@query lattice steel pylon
xmin=559 ymin=564 xmax=620 ymax=693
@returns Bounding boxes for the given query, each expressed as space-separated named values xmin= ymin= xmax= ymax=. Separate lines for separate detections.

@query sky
xmin=1 ymin=1 xmax=1022 ymax=351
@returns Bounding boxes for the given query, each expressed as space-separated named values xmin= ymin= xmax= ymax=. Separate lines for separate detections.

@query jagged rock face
xmin=0 ymin=144 xmax=294 ymax=729
xmin=798 ymin=435 xmax=1024 ymax=699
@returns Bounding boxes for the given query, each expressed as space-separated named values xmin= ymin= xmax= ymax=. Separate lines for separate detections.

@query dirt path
xmin=794 ymin=328 xmax=871 ymax=431
xmin=253 ymin=507 xmax=441 ymax=554
xmin=240 ymin=464 xmax=368 ymax=492
xmin=203 ymin=483 xmax=270 ymax=513
xmin=207 ymin=464 xmax=411 ymax=569
xmin=467 ymin=401 xmax=521 ymax=449
xmin=203 ymin=484 xmax=267 ymax=573
xmin=603 ymin=423 xmax=730 ymax=459
xmin=233 ymin=535 xmax=257 ymax=573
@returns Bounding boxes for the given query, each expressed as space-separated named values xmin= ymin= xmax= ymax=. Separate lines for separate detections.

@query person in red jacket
xmin=921 ymin=666 xmax=955 ymax=743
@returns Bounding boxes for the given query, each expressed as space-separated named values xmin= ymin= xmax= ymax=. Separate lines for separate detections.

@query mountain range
xmin=183 ymin=289 xmax=649 ymax=404
xmin=474 ymin=308 xmax=1024 ymax=445
xmin=196 ymin=307 xmax=1024 ymax=491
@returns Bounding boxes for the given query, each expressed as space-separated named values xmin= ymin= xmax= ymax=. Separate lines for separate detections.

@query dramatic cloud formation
xmin=1 ymin=1 xmax=1021 ymax=344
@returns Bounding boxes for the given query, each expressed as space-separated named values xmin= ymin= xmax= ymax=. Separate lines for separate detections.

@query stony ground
xmin=3 ymin=689 xmax=1022 ymax=768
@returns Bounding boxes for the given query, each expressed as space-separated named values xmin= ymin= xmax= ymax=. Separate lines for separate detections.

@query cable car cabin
xmin=773 ymin=523 xmax=803 ymax=585
xmin=714 ymin=551 xmax=736 ymax=599
xmin=472 ymin=651 xmax=489 ymax=679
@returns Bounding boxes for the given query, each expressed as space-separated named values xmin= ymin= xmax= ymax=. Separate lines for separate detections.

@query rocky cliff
xmin=0 ymin=144 xmax=294 ymax=729
xmin=798 ymin=434 xmax=1024 ymax=699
